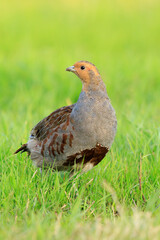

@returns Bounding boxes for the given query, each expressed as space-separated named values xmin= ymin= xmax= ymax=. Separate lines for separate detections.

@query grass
xmin=0 ymin=0 xmax=160 ymax=239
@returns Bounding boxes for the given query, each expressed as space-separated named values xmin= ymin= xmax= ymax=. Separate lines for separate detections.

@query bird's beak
xmin=66 ymin=66 xmax=76 ymax=72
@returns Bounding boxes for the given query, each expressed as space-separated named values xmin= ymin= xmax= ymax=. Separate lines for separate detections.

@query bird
xmin=15 ymin=61 xmax=117 ymax=174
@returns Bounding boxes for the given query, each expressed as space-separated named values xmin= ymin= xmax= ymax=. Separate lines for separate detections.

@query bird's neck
xmin=82 ymin=75 xmax=107 ymax=94
xmin=79 ymin=83 xmax=108 ymax=103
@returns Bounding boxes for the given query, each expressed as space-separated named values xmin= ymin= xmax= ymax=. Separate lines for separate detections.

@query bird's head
xmin=66 ymin=61 xmax=105 ymax=92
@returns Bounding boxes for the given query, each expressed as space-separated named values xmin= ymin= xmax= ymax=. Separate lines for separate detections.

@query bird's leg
xmin=39 ymin=168 xmax=42 ymax=176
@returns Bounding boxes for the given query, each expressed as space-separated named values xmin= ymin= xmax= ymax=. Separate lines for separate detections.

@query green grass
xmin=0 ymin=0 xmax=160 ymax=239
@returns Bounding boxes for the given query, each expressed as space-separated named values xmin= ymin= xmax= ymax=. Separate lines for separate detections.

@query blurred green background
xmin=0 ymin=0 xmax=160 ymax=239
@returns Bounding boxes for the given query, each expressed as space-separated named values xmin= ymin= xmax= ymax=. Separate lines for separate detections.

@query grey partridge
xmin=15 ymin=61 xmax=117 ymax=173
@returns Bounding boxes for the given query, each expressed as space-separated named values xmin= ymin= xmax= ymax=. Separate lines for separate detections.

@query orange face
xmin=66 ymin=61 xmax=100 ymax=84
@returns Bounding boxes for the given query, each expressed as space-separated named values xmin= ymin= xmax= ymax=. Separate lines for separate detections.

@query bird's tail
xmin=14 ymin=144 xmax=29 ymax=154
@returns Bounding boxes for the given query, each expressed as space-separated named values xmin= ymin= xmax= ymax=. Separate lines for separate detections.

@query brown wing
xmin=30 ymin=104 xmax=75 ymax=141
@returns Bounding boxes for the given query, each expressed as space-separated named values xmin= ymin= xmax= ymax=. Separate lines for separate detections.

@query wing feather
xmin=30 ymin=104 xmax=75 ymax=141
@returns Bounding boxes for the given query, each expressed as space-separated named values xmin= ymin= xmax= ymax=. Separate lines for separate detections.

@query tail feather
xmin=14 ymin=144 xmax=29 ymax=154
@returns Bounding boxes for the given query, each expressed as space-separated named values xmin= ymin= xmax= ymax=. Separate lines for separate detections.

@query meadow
xmin=0 ymin=0 xmax=160 ymax=239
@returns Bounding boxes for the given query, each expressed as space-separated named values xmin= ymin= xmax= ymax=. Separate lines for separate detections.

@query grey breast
xmin=70 ymin=90 xmax=117 ymax=150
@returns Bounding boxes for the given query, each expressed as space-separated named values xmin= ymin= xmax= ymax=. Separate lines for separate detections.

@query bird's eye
xmin=81 ymin=66 xmax=85 ymax=70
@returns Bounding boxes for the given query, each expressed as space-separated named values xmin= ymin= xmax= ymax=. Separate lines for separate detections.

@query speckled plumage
xmin=15 ymin=61 xmax=117 ymax=173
